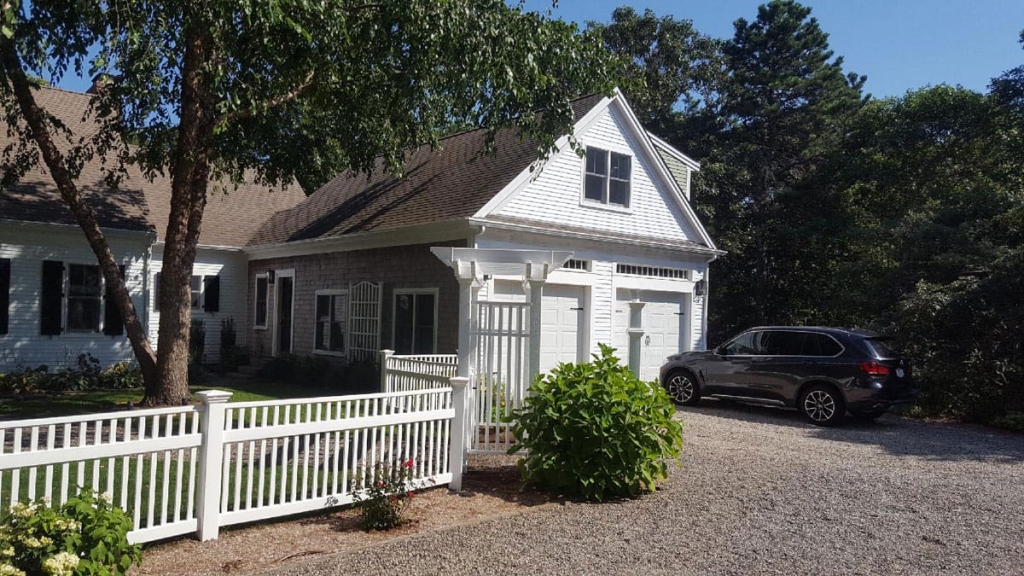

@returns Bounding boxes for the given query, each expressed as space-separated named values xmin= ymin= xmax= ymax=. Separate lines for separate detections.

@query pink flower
xmin=377 ymin=481 xmax=384 ymax=488
xmin=408 ymin=492 xmax=415 ymax=499
xmin=403 ymin=459 xmax=414 ymax=468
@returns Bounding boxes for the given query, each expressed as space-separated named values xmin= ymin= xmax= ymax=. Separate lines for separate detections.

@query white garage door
xmin=614 ymin=290 xmax=688 ymax=381
xmin=493 ymin=281 xmax=584 ymax=374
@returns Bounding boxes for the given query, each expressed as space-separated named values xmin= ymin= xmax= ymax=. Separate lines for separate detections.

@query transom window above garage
xmin=584 ymin=147 xmax=631 ymax=207
xmin=616 ymin=263 xmax=690 ymax=280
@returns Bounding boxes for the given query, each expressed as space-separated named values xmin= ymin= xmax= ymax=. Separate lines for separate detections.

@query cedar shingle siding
xmin=247 ymin=241 xmax=464 ymax=362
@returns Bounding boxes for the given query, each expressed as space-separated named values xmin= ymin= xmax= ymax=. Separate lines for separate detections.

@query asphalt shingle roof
xmin=1 ymin=86 xmax=307 ymax=247
xmin=248 ymin=94 xmax=605 ymax=246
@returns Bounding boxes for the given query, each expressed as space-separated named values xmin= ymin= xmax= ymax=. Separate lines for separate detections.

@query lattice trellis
xmin=348 ymin=281 xmax=382 ymax=362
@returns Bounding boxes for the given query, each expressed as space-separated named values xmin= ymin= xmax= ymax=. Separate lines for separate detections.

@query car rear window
xmin=865 ymin=337 xmax=902 ymax=358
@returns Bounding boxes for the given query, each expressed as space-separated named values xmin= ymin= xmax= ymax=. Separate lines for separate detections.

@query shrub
xmin=217 ymin=318 xmax=250 ymax=373
xmin=353 ymin=459 xmax=418 ymax=531
xmin=508 ymin=344 xmax=684 ymax=501
xmin=188 ymin=320 xmax=206 ymax=366
xmin=991 ymin=411 xmax=1024 ymax=432
xmin=257 ymin=354 xmax=333 ymax=388
xmin=0 ymin=489 xmax=141 ymax=576
xmin=97 ymin=362 xmax=143 ymax=390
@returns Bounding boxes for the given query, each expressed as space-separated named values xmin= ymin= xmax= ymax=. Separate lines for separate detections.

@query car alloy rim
xmin=667 ymin=375 xmax=693 ymax=403
xmin=804 ymin=390 xmax=835 ymax=422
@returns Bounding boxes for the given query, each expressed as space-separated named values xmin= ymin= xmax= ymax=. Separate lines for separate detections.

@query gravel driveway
xmin=272 ymin=402 xmax=1024 ymax=576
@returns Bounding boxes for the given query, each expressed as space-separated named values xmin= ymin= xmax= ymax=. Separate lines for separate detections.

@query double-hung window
xmin=314 ymin=290 xmax=347 ymax=355
xmin=254 ymin=274 xmax=269 ymax=329
xmin=393 ymin=290 xmax=437 ymax=355
xmin=584 ymin=147 xmax=631 ymax=207
xmin=66 ymin=264 xmax=102 ymax=333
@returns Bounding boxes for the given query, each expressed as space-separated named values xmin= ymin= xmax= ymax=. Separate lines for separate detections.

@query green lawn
xmin=0 ymin=380 xmax=333 ymax=421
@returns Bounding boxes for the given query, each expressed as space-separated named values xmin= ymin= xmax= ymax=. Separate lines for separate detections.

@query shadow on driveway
xmin=677 ymin=399 xmax=1024 ymax=464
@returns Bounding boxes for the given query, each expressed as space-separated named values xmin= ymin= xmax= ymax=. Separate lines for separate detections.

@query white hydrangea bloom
xmin=0 ymin=563 xmax=25 ymax=576
xmin=42 ymin=552 xmax=80 ymax=576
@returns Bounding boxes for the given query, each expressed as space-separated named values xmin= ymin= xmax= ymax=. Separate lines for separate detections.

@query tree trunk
xmin=146 ymin=11 xmax=218 ymax=406
xmin=0 ymin=39 xmax=160 ymax=388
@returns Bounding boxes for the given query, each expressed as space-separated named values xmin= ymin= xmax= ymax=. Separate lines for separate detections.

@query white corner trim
xmin=647 ymin=133 xmax=701 ymax=171
xmin=472 ymin=94 xmax=615 ymax=219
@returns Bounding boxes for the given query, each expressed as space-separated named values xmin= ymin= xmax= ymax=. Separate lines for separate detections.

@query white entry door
xmin=493 ymin=281 xmax=584 ymax=374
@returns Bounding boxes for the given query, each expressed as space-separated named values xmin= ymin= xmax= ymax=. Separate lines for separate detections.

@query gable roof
xmin=247 ymin=94 xmax=605 ymax=246
xmin=0 ymin=86 xmax=307 ymax=247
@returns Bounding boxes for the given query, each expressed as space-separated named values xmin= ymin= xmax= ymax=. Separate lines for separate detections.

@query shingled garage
xmin=241 ymin=90 xmax=721 ymax=380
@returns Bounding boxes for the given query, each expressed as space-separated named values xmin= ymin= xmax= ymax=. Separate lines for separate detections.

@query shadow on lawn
xmin=678 ymin=399 xmax=1024 ymax=464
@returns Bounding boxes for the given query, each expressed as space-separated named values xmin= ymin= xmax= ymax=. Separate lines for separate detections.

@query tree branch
xmin=0 ymin=37 xmax=159 ymax=385
xmin=215 ymin=71 xmax=315 ymax=126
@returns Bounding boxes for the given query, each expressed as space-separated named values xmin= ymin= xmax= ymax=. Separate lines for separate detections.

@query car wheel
xmin=799 ymin=385 xmax=845 ymax=426
xmin=851 ymin=411 xmax=886 ymax=421
xmin=664 ymin=370 xmax=701 ymax=406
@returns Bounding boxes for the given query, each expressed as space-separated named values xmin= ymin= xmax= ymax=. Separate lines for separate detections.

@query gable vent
xmin=616 ymin=264 xmax=690 ymax=280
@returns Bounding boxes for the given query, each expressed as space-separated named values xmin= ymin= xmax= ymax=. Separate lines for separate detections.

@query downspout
xmin=142 ymin=237 xmax=154 ymax=342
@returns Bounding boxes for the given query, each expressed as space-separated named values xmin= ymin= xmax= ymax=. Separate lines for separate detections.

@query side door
xmin=702 ymin=330 xmax=766 ymax=396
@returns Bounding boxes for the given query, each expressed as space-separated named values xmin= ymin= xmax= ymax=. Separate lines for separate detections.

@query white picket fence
xmin=379 ymin=350 xmax=459 ymax=393
xmin=0 ymin=384 xmax=472 ymax=543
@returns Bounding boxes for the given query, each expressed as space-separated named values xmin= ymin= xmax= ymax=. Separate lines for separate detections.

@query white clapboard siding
xmin=0 ymin=224 xmax=150 ymax=371
xmin=149 ymin=246 xmax=249 ymax=363
xmin=0 ymin=385 xmax=467 ymax=543
xmin=494 ymin=105 xmax=702 ymax=244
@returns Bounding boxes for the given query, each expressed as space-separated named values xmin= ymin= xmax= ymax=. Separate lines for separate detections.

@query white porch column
xmin=527 ymin=275 xmax=545 ymax=383
xmin=456 ymin=277 xmax=477 ymax=379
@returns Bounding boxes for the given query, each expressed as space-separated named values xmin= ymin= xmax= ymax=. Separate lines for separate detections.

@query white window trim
xmin=253 ymin=273 xmax=269 ymax=330
xmin=190 ymin=274 xmax=204 ymax=311
xmin=313 ymin=288 xmax=349 ymax=357
xmin=63 ymin=262 xmax=105 ymax=336
xmin=391 ymin=288 xmax=440 ymax=355
xmin=580 ymin=146 xmax=633 ymax=211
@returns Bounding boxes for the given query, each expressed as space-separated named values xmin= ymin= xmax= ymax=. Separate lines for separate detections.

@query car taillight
xmin=859 ymin=361 xmax=890 ymax=376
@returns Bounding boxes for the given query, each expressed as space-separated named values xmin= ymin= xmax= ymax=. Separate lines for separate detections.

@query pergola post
xmin=526 ymin=263 xmax=546 ymax=384
xmin=456 ymin=275 xmax=478 ymax=379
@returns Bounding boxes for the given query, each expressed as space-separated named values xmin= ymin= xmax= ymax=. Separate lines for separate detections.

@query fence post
xmin=196 ymin=390 xmax=232 ymax=541
xmin=379 ymin=349 xmax=394 ymax=392
xmin=449 ymin=377 xmax=469 ymax=491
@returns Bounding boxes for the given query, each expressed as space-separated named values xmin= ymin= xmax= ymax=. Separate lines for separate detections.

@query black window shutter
xmin=0 ymin=258 xmax=10 ymax=335
xmin=103 ymin=265 xmax=126 ymax=336
xmin=203 ymin=276 xmax=220 ymax=312
xmin=40 ymin=260 xmax=63 ymax=335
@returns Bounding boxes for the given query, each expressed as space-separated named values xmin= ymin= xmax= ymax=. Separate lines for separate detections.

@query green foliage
xmin=0 ymin=357 xmax=142 ymax=396
xmin=257 ymin=354 xmax=333 ymax=388
xmin=353 ymin=460 xmax=418 ymax=531
xmin=0 ymin=489 xmax=141 ymax=576
xmin=990 ymin=412 xmax=1024 ymax=432
xmin=508 ymin=345 xmax=683 ymax=501
xmin=217 ymin=318 xmax=249 ymax=373
xmin=188 ymin=321 xmax=206 ymax=367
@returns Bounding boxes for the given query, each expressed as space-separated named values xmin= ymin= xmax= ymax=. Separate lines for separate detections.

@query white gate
xmin=348 ymin=281 xmax=382 ymax=362
xmin=470 ymin=301 xmax=530 ymax=453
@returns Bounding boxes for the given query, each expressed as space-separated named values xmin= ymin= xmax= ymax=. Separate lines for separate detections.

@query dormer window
xmin=584 ymin=147 xmax=631 ymax=207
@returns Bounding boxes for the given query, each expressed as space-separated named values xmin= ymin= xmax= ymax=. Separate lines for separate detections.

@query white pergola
xmin=429 ymin=247 xmax=574 ymax=382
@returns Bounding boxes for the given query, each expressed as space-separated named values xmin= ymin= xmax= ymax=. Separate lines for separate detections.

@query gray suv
xmin=659 ymin=327 xmax=917 ymax=426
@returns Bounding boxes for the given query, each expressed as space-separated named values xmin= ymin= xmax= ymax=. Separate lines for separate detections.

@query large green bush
xmin=507 ymin=345 xmax=683 ymax=501
xmin=0 ymin=489 xmax=141 ymax=576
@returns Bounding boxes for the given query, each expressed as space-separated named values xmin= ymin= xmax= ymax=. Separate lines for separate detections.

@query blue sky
xmin=523 ymin=0 xmax=1024 ymax=98
xmin=55 ymin=1 xmax=1024 ymax=100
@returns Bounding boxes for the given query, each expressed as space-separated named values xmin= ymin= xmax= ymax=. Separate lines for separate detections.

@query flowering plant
xmin=353 ymin=459 xmax=419 ymax=531
xmin=0 ymin=489 xmax=141 ymax=576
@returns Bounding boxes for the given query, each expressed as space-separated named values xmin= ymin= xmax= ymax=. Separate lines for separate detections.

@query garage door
xmin=493 ymin=281 xmax=584 ymax=373
xmin=614 ymin=290 xmax=688 ymax=381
